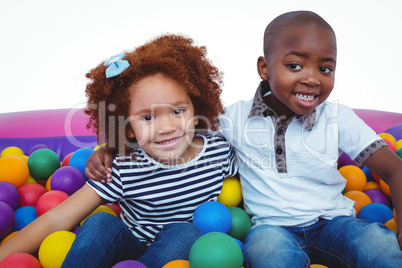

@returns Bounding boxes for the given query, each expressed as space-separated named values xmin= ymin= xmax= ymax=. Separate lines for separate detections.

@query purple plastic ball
xmin=112 ymin=260 xmax=148 ymax=268
xmin=0 ymin=181 xmax=20 ymax=210
xmin=0 ymin=201 xmax=15 ymax=240
xmin=363 ymin=188 xmax=391 ymax=208
xmin=50 ymin=166 xmax=86 ymax=195
xmin=28 ymin=144 xmax=49 ymax=156
xmin=337 ymin=152 xmax=356 ymax=168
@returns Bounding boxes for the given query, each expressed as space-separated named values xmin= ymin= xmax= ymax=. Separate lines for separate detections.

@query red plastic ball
xmin=0 ymin=252 xmax=41 ymax=268
xmin=36 ymin=190 xmax=69 ymax=216
xmin=18 ymin=183 xmax=47 ymax=207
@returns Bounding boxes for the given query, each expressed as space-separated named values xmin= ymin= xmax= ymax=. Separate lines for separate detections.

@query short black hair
xmin=263 ymin=11 xmax=335 ymax=59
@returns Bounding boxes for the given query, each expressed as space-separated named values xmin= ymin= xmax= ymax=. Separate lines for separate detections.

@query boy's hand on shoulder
xmin=85 ymin=147 xmax=113 ymax=183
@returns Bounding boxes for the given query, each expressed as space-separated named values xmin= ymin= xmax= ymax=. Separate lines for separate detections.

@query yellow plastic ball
xmin=25 ymin=175 xmax=38 ymax=184
xmin=0 ymin=146 xmax=24 ymax=158
xmin=162 ymin=259 xmax=190 ymax=267
xmin=38 ymin=231 xmax=76 ymax=268
xmin=217 ymin=176 xmax=243 ymax=207
xmin=80 ymin=205 xmax=117 ymax=226
xmin=396 ymin=139 xmax=402 ymax=150
xmin=310 ymin=265 xmax=328 ymax=268
xmin=378 ymin=133 xmax=396 ymax=147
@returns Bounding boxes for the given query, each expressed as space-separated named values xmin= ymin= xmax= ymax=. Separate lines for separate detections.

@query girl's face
xmin=127 ymin=74 xmax=199 ymax=164
xmin=260 ymin=26 xmax=337 ymax=120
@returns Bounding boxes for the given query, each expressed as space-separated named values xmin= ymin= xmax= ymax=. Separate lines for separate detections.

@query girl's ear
xmin=257 ymin=56 xmax=269 ymax=80
xmin=126 ymin=127 xmax=135 ymax=139
xmin=194 ymin=116 xmax=199 ymax=126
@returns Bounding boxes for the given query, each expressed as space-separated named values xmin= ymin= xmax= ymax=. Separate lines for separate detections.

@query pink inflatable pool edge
xmin=0 ymin=108 xmax=401 ymax=159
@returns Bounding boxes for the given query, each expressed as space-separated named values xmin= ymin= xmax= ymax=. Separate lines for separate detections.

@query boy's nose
xmin=302 ymin=70 xmax=320 ymax=87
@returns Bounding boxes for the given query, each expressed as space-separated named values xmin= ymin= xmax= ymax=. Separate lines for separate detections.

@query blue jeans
xmin=62 ymin=212 xmax=202 ymax=268
xmin=243 ymin=215 xmax=402 ymax=267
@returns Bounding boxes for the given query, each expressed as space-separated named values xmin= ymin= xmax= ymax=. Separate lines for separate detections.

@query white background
xmin=1 ymin=0 xmax=401 ymax=114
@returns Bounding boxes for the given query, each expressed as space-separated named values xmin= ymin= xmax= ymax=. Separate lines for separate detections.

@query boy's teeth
xmin=295 ymin=93 xmax=315 ymax=101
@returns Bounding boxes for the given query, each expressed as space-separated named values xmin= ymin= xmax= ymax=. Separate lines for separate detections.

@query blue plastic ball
xmin=357 ymin=203 xmax=393 ymax=224
xmin=361 ymin=166 xmax=374 ymax=182
xmin=68 ymin=148 xmax=95 ymax=180
xmin=13 ymin=206 xmax=37 ymax=231
xmin=193 ymin=201 xmax=232 ymax=234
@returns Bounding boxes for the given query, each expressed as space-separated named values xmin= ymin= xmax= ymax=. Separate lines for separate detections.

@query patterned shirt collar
xmin=248 ymin=81 xmax=316 ymax=131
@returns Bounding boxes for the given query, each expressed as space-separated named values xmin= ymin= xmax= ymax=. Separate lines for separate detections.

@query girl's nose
xmin=157 ymin=116 xmax=177 ymax=134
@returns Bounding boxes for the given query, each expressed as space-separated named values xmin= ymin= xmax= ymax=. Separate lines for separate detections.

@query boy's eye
xmin=288 ymin=63 xmax=302 ymax=70
xmin=173 ymin=108 xmax=184 ymax=115
xmin=319 ymin=66 xmax=333 ymax=74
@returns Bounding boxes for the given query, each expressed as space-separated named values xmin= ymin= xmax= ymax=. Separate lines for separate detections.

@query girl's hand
xmin=85 ymin=147 xmax=114 ymax=183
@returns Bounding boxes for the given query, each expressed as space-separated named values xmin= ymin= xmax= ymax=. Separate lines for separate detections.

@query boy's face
xmin=127 ymin=74 xmax=199 ymax=164
xmin=260 ymin=26 xmax=337 ymax=118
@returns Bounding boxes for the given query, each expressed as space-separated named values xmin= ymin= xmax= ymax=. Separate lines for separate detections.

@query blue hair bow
xmin=103 ymin=53 xmax=130 ymax=78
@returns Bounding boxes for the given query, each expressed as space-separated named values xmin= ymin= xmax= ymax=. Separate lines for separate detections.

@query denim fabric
xmin=243 ymin=216 xmax=402 ymax=268
xmin=62 ymin=212 xmax=202 ymax=268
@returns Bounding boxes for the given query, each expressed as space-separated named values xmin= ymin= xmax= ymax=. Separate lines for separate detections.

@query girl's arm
xmin=85 ymin=147 xmax=114 ymax=183
xmin=0 ymin=184 xmax=104 ymax=261
xmin=364 ymin=146 xmax=402 ymax=249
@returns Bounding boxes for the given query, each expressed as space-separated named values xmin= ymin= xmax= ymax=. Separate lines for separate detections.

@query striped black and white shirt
xmin=87 ymin=133 xmax=237 ymax=246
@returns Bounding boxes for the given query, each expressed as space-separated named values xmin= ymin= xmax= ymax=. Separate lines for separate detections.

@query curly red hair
xmin=85 ymin=34 xmax=224 ymax=153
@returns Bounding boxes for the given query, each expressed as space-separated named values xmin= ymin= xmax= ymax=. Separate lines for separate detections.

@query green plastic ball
xmin=228 ymin=206 xmax=252 ymax=241
xmin=27 ymin=149 xmax=60 ymax=180
xmin=189 ymin=232 xmax=243 ymax=268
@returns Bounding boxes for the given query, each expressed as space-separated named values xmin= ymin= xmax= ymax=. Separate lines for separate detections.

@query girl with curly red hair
xmin=0 ymin=34 xmax=237 ymax=267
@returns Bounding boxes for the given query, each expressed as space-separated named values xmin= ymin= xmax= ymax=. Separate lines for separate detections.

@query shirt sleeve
xmin=86 ymin=158 xmax=124 ymax=203
xmin=225 ymin=142 xmax=239 ymax=177
xmin=337 ymin=105 xmax=385 ymax=165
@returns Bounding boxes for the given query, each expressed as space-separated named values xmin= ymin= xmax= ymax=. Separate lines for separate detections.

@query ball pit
xmin=0 ymin=108 xmax=400 ymax=267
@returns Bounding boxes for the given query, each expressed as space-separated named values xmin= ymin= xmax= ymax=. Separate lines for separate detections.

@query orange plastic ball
xmin=378 ymin=133 xmax=396 ymax=147
xmin=0 ymin=156 xmax=29 ymax=188
xmin=379 ymin=179 xmax=391 ymax=197
xmin=364 ymin=181 xmax=381 ymax=191
xmin=338 ymin=165 xmax=366 ymax=192
xmin=394 ymin=208 xmax=397 ymax=224
xmin=344 ymin=190 xmax=372 ymax=215
xmin=384 ymin=218 xmax=397 ymax=233
xmin=163 ymin=260 xmax=190 ymax=268
xmin=310 ymin=265 xmax=328 ymax=268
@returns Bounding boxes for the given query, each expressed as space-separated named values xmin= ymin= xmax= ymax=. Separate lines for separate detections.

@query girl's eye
xmin=142 ymin=115 xmax=155 ymax=121
xmin=319 ymin=66 xmax=333 ymax=74
xmin=288 ymin=63 xmax=302 ymax=70
xmin=173 ymin=108 xmax=184 ymax=115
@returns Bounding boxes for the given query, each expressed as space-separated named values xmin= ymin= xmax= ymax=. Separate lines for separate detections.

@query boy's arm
xmin=0 ymin=184 xmax=104 ymax=261
xmin=85 ymin=146 xmax=114 ymax=183
xmin=364 ymin=146 xmax=402 ymax=249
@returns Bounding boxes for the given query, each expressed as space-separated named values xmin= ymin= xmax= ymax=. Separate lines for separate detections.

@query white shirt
xmin=219 ymin=83 xmax=383 ymax=227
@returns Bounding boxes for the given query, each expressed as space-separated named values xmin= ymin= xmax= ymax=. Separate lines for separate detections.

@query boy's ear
xmin=257 ymin=56 xmax=269 ymax=80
